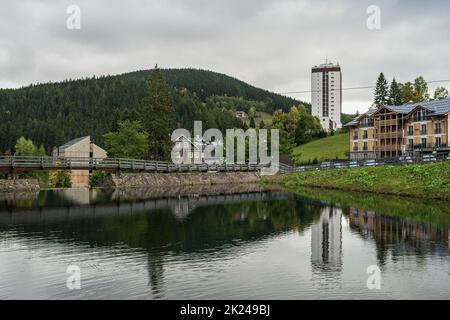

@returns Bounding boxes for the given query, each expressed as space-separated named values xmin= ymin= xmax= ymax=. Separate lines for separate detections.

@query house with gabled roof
xmin=53 ymin=136 xmax=107 ymax=187
xmin=345 ymin=98 xmax=450 ymax=159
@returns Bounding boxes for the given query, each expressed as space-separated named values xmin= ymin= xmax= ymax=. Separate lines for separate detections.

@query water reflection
xmin=0 ymin=186 xmax=449 ymax=299
xmin=349 ymin=207 xmax=450 ymax=266
xmin=311 ymin=207 xmax=342 ymax=285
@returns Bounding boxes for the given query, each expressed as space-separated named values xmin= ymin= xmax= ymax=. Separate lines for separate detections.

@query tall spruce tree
xmin=374 ymin=72 xmax=389 ymax=107
xmin=388 ymin=78 xmax=402 ymax=105
xmin=141 ymin=65 xmax=176 ymax=160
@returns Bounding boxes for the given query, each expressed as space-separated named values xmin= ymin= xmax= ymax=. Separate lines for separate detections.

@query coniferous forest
xmin=0 ymin=68 xmax=307 ymax=154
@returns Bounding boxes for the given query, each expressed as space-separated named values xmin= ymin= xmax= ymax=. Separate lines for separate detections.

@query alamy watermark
xmin=66 ymin=265 xmax=81 ymax=290
xmin=366 ymin=5 xmax=381 ymax=30
xmin=171 ymin=121 xmax=279 ymax=175
xmin=66 ymin=5 xmax=81 ymax=30
xmin=366 ymin=265 xmax=381 ymax=290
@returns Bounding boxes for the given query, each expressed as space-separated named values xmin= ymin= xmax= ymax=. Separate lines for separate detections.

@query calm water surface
xmin=0 ymin=187 xmax=449 ymax=299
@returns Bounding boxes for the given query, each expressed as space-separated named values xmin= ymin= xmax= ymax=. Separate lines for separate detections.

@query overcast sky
xmin=1 ymin=0 xmax=449 ymax=113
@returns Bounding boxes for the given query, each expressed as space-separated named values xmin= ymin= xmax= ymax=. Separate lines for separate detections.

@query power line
xmin=278 ymin=79 xmax=450 ymax=95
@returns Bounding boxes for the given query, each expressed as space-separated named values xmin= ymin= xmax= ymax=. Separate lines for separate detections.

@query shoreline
xmin=271 ymin=162 xmax=450 ymax=201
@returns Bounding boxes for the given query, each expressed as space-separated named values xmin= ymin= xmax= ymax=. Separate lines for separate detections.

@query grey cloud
xmin=0 ymin=0 xmax=449 ymax=114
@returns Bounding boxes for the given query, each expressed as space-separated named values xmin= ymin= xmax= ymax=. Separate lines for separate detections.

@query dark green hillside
xmin=0 ymin=68 xmax=307 ymax=153
xmin=124 ymin=68 xmax=304 ymax=113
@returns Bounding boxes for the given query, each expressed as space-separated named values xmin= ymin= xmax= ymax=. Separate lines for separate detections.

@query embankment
xmin=103 ymin=171 xmax=263 ymax=189
xmin=280 ymin=162 xmax=450 ymax=201
xmin=0 ymin=179 xmax=40 ymax=192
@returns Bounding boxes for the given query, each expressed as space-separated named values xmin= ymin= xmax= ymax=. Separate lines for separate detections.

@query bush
xmin=89 ymin=171 xmax=108 ymax=188
xmin=50 ymin=170 xmax=72 ymax=188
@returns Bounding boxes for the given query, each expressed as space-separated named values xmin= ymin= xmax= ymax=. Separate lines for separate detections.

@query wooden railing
xmin=0 ymin=156 xmax=269 ymax=173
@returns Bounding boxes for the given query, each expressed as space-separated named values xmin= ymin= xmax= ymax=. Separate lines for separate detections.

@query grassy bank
xmin=281 ymin=162 xmax=450 ymax=200
xmin=291 ymin=133 xmax=348 ymax=165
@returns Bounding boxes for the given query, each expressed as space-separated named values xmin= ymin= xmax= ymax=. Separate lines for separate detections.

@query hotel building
xmin=345 ymin=99 xmax=450 ymax=160
xmin=311 ymin=62 xmax=342 ymax=131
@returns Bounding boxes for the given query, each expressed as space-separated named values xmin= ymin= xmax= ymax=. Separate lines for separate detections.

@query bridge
xmin=0 ymin=156 xmax=274 ymax=174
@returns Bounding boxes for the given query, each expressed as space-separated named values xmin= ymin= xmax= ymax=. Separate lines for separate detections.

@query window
xmin=435 ymin=137 xmax=441 ymax=147
xmin=435 ymin=122 xmax=441 ymax=134
xmin=408 ymin=139 xmax=414 ymax=149
xmin=408 ymin=125 xmax=413 ymax=136
xmin=353 ymin=142 xmax=358 ymax=151
xmin=363 ymin=130 xmax=368 ymax=139
xmin=421 ymin=124 xmax=427 ymax=135
xmin=353 ymin=129 xmax=358 ymax=140
xmin=421 ymin=138 xmax=427 ymax=146
xmin=363 ymin=142 xmax=368 ymax=151
xmin=413 ymin=110 xmax=427 ymax=122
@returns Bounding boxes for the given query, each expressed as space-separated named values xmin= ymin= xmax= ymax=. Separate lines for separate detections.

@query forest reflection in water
xmin=0 ymin=185 xmax=448 ymax=299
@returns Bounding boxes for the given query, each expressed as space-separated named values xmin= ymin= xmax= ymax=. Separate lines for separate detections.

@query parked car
xmin=422 ymin=154 xmax=437 ymax=162
xmin=447 ymin=153 xmax=450 ymax=161
xmin=334 ymin=162 xmax=347 ymax=169
xmin=364 ymin=159 xmax=377 ymax=166
xmin=399 ymin=156 xmax=413 ymax=164
xmin=349 ymin=161 xmax=359 ymax=168
xmin=319 ymin=162 xmax=333 ymax=170
xmin=295 ymin=166 xmax=306 ymax=172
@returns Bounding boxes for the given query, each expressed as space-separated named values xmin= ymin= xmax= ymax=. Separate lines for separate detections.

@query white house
xmin=53 ymin=136 xmax=107 ymax=187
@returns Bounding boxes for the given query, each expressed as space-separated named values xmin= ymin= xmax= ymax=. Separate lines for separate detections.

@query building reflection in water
xmin=349 ymin=208 xmax=450 ymax=265
xmin=311 ymin=207 xmax=343 ymax=284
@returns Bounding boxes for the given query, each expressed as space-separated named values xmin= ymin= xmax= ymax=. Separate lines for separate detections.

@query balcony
xmin=378 ymin=132 xmax=402 ymax=139
xmin=435 ymin=129 xmax=442 ymax=134
xmin=377 ymin=119 xmax=399 ymax=126
xmin=420 ymin=130 xmax=428 ymax=135
xmin=375 ymin=145 xmax=401 ymax=152
xmin=406 ymin=143 xmax=449 ymax=151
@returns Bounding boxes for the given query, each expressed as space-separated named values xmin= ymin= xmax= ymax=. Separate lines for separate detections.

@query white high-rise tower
xmin=311 ymin=61 xmax=342 ymax=131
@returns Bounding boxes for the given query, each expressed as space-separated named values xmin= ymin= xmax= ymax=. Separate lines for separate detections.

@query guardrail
xmin=282 ymin=152 xmax=450 ymax=174
xmin=0 ymin=156 xmax=268 ymax=174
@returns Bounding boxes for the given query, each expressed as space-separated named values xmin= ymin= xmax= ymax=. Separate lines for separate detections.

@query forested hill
xmin=124 ymin=68 xmax=303 ymax=112
xmin=0 ymin=68 xmax=307 ymax=153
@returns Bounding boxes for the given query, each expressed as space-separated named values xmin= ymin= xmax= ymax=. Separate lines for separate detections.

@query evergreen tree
xmin=388 ymin=78 xmax=402 ymax=105
xmin=413 ymin=76 xmax=429 ymax=102
xmin=249 ymin=116 xmax=256 ymax=128
xmin=434 ymin=87 xmax=449 ymax=100
xmin=259 ymin=120 xmax=265 ymax=129
xmin=141 ymin=65 xmax=177 ymax=160
xmin=399 ymin=81 xmax=415 ymax=104
xmin=374 ymin=73 xmax=389 ymax=107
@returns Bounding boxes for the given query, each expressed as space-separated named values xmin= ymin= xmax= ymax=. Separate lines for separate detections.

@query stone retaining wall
xmin=0 ymin=179 xmax=40 ymax=192
xmin=103 ymin=172 xmax=262 ymax=189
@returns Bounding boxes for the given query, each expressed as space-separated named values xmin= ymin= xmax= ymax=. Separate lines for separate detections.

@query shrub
xmin=50 ymin=170 xmax=72 ymax=188
xmin=89 ymin=171 xmax=108 ymax=188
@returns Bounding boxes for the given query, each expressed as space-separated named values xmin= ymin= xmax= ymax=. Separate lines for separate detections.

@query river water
xmin=0 ymin=186 xmax=449 ymax=299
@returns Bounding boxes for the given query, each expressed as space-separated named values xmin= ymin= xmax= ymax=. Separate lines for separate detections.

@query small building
xmin=235 ymin=111 xmax=248 ymax=119
xmin=173 ymin=135 xmax=222 ymax=164
xmin=53 ymin=136 xmax=107 ymax=187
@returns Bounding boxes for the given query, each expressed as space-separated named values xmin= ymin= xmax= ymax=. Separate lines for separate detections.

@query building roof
xmin=344 ymin=98 xmax=450 ymax=127
xmin=58 ymin=136 xmax=90 ymax=151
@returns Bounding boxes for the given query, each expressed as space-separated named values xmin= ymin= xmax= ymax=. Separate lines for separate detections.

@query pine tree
xmin=249 ymin=116 xmax=256 ymax=128
xmin=141 ymin=65 xmax=176 ymax=160
xmin=259 ymin=120 xmax=265 ymax=129
xmin=388 ymin=78 xmax=402 ymax=106
xmin=374 ymin=73 xmax=389 ymax=107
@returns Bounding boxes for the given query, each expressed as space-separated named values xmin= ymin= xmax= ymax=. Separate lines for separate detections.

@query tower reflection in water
xmin=310 ymin=207 xmax=343 ymax=285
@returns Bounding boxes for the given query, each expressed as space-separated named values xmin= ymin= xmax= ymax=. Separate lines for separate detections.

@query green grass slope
xmin=291 ymin=133 xmax=348 ymax=165
xmin=282 ymin=162 xmax=450 ymax=200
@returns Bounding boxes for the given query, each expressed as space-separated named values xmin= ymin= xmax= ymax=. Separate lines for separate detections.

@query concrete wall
xmin=103 ymin=171 xmax=262 ymax=189
xmin=0 ymin=179 xmax=40 ymax=192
